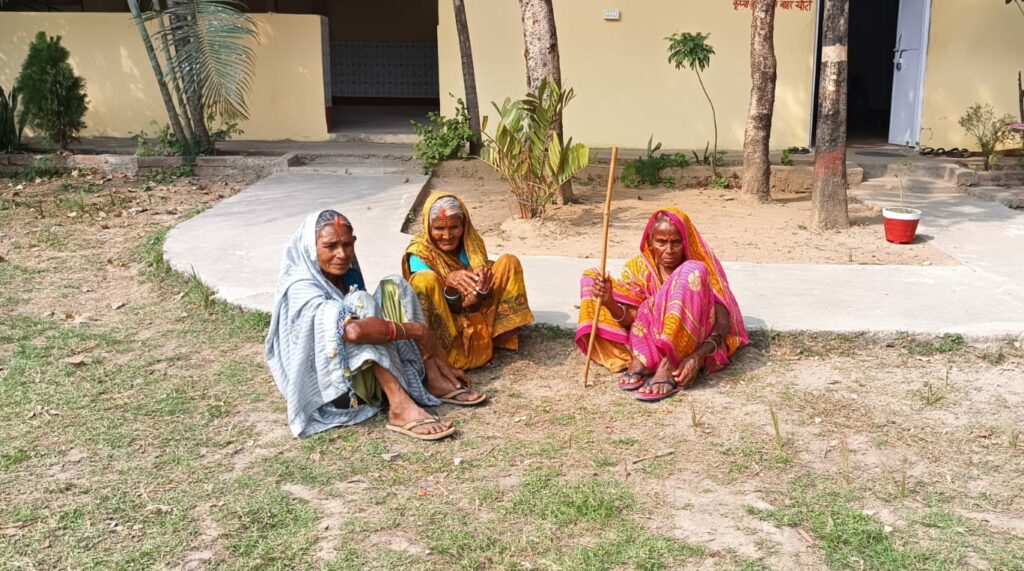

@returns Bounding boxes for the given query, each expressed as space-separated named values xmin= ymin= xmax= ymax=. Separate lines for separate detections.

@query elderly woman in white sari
xmin=266 ymin=210 xmax=485 ymax=441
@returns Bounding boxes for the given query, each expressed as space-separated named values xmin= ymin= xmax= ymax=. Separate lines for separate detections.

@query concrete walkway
xmin=164 ymin=169 xmax=1024 ymax=337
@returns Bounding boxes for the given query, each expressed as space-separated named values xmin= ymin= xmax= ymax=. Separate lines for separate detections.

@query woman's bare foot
xmin=373 ymin=363 xmax=453 ymax=437
xmin=387 ymin=399 xmax=453 ymax=437
xmin=424 ymin=358 xmax=486 ymax=404
xmin=642 ymin=359 xmax=676 ymax=396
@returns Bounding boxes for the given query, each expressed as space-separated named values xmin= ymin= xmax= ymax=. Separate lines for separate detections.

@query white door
xmin=888 ymin=0 xmax=931 ymax=145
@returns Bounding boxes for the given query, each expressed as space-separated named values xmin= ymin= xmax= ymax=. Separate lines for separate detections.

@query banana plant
xmin=481 ymin=77 xmax=589 ymax=219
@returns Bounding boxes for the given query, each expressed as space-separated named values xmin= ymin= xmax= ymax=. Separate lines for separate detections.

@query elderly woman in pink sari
xmin=576 ymin=208 xmax=748 ymax=401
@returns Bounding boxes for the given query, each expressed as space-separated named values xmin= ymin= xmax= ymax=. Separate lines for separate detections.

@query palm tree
xmin=667 ymin=32 xmax=719 ymax=176
xmin=127 ymin=0 xmax=259 ymax=155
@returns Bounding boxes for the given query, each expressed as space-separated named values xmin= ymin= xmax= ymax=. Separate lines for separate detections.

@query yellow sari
xmin=402 ymin=193 xmax=534 ymax=370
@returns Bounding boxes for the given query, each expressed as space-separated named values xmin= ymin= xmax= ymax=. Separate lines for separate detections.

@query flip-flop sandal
xmin=959 ymin=148 xmax=971 ymax=156
xmin=785 ymin=146 xmax=801 ymax=154
xmin=946 ymin=149 xmax=965 ymax=158
xmin=935 ymin=148 xmax=947 ymax=156
xmin=635 ymin=380 xmax=682 ymax=402
xmin=919 ymin=147 xmax=935 ymax=156
xmin=386 ymin=416 xmax=456 ymax=441
xmin=438 ymin=387 xmax=487 ymax=406
xmin=797 ymin=147 xmax=811 ymax=154
xmin=617 ymin=371 xmax=646 ymax=391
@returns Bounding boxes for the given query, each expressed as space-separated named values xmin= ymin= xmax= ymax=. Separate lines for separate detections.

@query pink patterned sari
xmin=576 ymin=208 xmax=749 ymax=373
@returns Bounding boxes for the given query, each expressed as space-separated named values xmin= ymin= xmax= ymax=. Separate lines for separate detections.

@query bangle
xmin=443 ymin=287 xmax=461 ymax=302
xmin=396 ymin=322 xmax=407 ymax=339
xmin=387 ymin=321 xmax=396 ymax=341
xmin=701 ymin=337 xmax=719 ymax=354
xmin=611 ymin=303 xmax=627 ymax=322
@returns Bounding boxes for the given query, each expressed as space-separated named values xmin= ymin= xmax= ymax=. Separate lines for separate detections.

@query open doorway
xmin=251 ymin=0 xmax=439 ymax=141
xmin=847 ymin=0 xmax=899 ymax=143
xmin=812 ymin=0 xmax=930 ymax=147
xmin=326 ymin=0 xmax=439 ymax=140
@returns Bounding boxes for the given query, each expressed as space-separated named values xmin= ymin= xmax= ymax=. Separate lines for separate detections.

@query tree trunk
xmin=741 ymin=0 xmax=777 ymax=203
xmin=811 ymin=0 xmax=850 ymax=230
xmin=453 ymin=0 xmax=481 ymax=155
xmin=153 ymin=0 xmax=195 ymax=142
xmin=169 ymin=7 xmax=212 ymax=152
xmin=1018 ymin=71 xmax=1023 ymax=149
xmin=128 ymin=0 xmax=188 ymax=145
xmin=518 ymin=0 xmax=574 ymax=203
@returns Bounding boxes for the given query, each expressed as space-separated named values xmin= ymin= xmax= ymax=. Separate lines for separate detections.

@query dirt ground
xmin=1 ymin=170 xmax=1022 ymax=570
xmin=420 ymin=174 xmax=957 ymax=266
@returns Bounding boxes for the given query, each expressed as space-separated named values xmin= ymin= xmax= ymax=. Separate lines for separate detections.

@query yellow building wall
xmin=438 ymin=0 xmax=818 ymax=150
xmin=920 ymin=0 xmax=1024 ymax=150
xmin=0 ymin=13 xmax=329 ymax=141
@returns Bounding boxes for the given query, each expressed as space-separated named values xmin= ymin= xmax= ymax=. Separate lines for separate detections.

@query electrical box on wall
xmin=602 ymin=9 xmax=620 ymax=21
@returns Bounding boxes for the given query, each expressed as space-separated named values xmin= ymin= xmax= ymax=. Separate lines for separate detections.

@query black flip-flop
xmin=919 ymin=147 xmax=935 ymax=156
xmin=796 ymin=147 xmax=811 ymax=154
xmin=635 ymin=380 xmax=682 ymax=402
xmin=946 ymin=149 xmax=965 ymax=158
xmin=935 ymin=148 xmax=947 ymax=156
xmin=617 ymin=371 xmax=646 ymax=391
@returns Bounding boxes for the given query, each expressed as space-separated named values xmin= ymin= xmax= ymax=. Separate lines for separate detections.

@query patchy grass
xmin=1 ymin=172 xmax=1023 ymax=569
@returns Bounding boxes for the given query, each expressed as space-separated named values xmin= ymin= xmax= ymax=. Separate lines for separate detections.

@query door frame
xmin=808 ymin=0 xmax=933 ymax=147
xmin=889 ymin=0 xmax=933 ymax=146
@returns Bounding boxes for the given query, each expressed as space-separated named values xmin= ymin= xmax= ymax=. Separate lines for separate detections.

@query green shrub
xmin=958 ymin=103 xmax=1016 ymax=170
xmin=16 ymin=155 xmax=60 ymax=182
xmin=0 ymin=86 xmax=28 ymax=153
xmin=411 ymin=98 xmax=475 ymax=174
xmin=691 ymin=141 xmax=727 ymax=167
xmin=780 ymin=148 xmax=794 ymax=166
xmin=16 ymin=32 xmax=88 ymax=150
xmin=621 ymin=136 xmax=689 ymax=188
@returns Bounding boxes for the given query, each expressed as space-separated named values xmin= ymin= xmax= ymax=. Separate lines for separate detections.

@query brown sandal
xmin=438 ymin=387 xmax=488 ymax=406
xmin=386 ymin=417 xmax=456 ymax=441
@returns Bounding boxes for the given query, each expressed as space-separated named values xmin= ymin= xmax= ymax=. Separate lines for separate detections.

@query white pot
xmin=882 ymin=207 xmax=922 ymax=221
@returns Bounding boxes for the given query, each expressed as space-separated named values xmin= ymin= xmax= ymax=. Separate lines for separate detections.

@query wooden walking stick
xmin=582 ymin=146 xmax=619 ymax=387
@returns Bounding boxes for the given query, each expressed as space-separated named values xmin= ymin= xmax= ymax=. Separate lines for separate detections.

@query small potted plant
xmin=882 ymin=146 xmax=922 ymax=244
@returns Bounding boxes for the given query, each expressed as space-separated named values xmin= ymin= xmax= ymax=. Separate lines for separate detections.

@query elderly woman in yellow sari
xmin=402 ymin=193 xmax=534 ymax=374
xmin=577 ymin=208 xmax=749 ymax=402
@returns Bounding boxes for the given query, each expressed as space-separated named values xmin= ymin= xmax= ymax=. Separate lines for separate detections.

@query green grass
xmin=896 ymin=333 xmax=966 ymax=357
xmin=751 ymin=478 xmax=946 ymax=570
xmin=0 ymin=262 xmax=42 ymax=309
xmin=510 ymin=468 xmax=637 ymax=525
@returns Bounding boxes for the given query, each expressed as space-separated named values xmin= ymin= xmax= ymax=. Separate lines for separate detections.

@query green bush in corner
xmin=16 ymin=31 xmax=88 ymax=150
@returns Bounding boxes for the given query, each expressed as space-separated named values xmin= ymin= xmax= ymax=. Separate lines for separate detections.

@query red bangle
xmin=387 ymin=321 xmax=396 ymax=341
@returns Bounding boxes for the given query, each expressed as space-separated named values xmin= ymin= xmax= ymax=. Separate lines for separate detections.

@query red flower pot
xmin=882 ymin=207 xmax=922 ymax=244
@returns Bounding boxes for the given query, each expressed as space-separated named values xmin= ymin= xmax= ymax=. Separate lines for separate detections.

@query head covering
xmin=265 ymin=210 xmax=376 ymax=436
xmin=616 ymin=208 xmax=748 ymax=353
xmin=402 ymin=192 xmax=488 ymax=280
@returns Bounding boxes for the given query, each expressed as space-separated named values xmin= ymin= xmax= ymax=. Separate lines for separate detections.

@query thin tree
xmin=127 ymin=0 xmax=258 ymax=155
xmin=518 ymin=0 xmax=574 ymax=203
xmin=811 ymin=0 xmax=850 ymax=230
xmin=667 ymin=32 xmax=719 ymax=177
xmin=453 ymin=0 xmax=481 ymax=154
xmin=128 ymin=0 xmax=188 ymax=145
xmin=741 ymin=0 xmax=778 ymax=203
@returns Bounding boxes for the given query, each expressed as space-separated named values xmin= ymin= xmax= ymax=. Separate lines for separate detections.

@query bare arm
xmin=342 ymin=318 xmax=444 ymax=360
xmin=672 ymin=303 xmax=731 ymax=384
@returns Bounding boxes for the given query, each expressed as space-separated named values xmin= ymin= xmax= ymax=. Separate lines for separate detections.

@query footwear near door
xmin=888 ymin=0 xmax=931 ymax=146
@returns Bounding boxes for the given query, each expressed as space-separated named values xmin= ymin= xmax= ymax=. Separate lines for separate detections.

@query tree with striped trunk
xmin=811 ymin=0 xmax=850 ymax=230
